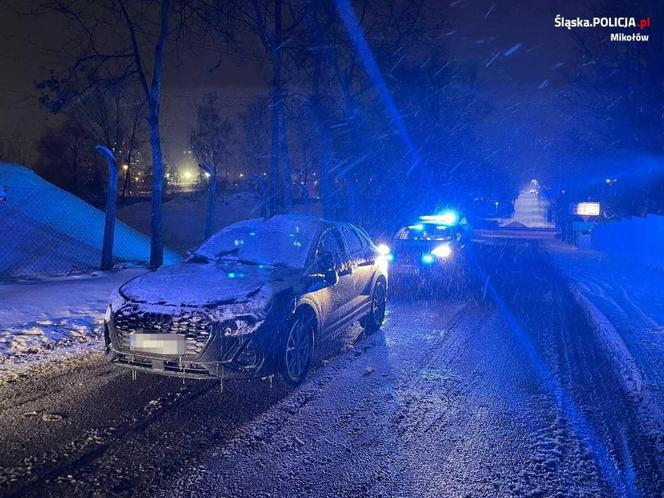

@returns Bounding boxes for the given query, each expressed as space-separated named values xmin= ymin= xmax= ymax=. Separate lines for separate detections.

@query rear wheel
xmin=279 ymin=310 xmax=315 ymax=387
xmin=362 ymin=278 xmax=387 ymax=333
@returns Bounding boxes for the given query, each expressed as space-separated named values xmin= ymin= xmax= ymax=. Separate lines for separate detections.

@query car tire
xmin=362 ymin=278 xmax=387 ymax=333
xmin=279 ymin=309 xmax=315 ymax=387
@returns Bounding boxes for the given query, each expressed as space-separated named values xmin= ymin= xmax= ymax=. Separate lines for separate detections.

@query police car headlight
xmin=431 ymin=244 xmax=452 ymax=259
xmin=376 ymin=243 xmax=391 ymax=256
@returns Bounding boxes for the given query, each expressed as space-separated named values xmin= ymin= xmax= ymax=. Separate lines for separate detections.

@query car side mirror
xmin=316 ymin=250 xmax=338 ymax=286
xmin=324 ymin=268 xmax=339 ymax=286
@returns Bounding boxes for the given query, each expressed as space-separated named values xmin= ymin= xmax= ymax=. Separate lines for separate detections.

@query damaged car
xmin=104 ymin=215 xmax=388 ymax=386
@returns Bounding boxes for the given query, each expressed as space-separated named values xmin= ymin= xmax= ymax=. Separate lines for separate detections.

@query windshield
xmin=396 ymin=224 xmax=455 ymax=241
xmin=193 ymin=219 xmax=317 ymax=268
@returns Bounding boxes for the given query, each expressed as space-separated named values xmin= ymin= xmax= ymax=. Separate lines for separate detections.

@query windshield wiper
xmin=188 ymin=252 xmax=211 ymax=263
xmin=218 ymin=257 xmax=264 ymax=266
xmin=218 ymin=257 xmax=288 ymax=268
xmin=215 ymin=248 xmax=240 ymax=257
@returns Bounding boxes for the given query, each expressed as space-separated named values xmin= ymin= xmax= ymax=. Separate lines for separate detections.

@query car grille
xmin=112 ymin=304 xmax=212 ymax=358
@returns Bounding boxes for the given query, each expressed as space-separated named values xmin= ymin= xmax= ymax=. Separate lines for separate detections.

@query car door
xmin=340 ymin=226 xmax=374 ymax=311
xmin=312 ymin=227 xmax=356 ymax=333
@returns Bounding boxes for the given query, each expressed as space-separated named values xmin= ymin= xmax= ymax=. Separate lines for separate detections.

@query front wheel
xmin=362 ymin=279 xmax=387 ymax=333
xmin=279 ymin=310 xmax=315 ymax=387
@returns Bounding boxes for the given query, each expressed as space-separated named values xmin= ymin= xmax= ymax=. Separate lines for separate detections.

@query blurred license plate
xmin=130 ymin=332 xmax=185 ymax=355
xmin=392 ymin=265 xmax=418 ymax=275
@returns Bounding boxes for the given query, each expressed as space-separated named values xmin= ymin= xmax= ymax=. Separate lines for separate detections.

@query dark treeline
xmin=2 ymin=0 xmax=662 ymax=263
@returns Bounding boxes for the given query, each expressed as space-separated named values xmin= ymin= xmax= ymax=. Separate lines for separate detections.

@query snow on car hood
xmin=119 ymin=262 xmax=296 ymax=307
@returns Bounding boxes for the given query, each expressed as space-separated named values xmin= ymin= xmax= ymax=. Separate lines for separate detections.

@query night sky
xmin=0 ymin=0 xmax=659 ymax=193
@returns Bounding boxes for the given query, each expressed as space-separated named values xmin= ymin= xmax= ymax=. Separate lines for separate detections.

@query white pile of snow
xmin=592 ymin=214 xmax=664 ymax=271
xmin=0 ymin=269 xmax=146 ymax=368
xmin=0 ymin=163 xmax=180 ymax=278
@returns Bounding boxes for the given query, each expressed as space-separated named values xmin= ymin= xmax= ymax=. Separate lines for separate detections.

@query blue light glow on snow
xmin=465 ymin=248 xmax=634 ymax=497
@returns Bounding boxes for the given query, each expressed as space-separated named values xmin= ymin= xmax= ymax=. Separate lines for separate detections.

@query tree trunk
xmin=148 ymin=107 xmax=164 ymax=267
xmin=310 ymin=2 xmax=333 ymax=219
xmin=96 ymin=145 xmax=118 ymax=271
xmin=147 ymin=0 xmax=170 ymax=268
xmin=122 ymin=111 xmax=139 ymax=199
xmin=281 ymin=111 xmax=293 ymax=211
xmin=269 ymin=0 xmax=283 ymax=215
xmin=203 ymin=165 xmax=217 ymax=239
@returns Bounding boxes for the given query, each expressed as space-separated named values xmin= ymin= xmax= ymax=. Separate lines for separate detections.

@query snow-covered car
xmin=104 ymin=215 xmax=388 ymax=386
xmin=386 ymin=211 xmax=468 ymax=293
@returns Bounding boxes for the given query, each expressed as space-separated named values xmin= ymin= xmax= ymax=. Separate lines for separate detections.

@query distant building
xmin=499 ymin=180 xmax=554 ymax=229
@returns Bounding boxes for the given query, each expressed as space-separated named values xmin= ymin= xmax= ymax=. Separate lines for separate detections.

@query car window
xmin=396 ymin=225 xmax=454 ymax=241
xmin=341 ymin=226 xmax=365 ymax=258
xmin=316 ymin=229 xmax=345 ymax=269
xmin=195 ymin=218 xmax=317 ymax=268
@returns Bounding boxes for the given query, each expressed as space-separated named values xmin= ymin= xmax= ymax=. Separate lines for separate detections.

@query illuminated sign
xmin=573 ymin=202 xmax=600 ymax=216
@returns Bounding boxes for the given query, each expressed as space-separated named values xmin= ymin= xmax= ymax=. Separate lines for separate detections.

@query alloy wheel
xmin=372 ymin=281 xmax=386 ymax=326
xmin=285 ymin=316 xmax=312 ymax=382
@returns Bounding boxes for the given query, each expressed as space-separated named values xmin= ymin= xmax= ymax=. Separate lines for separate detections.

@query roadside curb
xmin=567 ymin=281 xmax=644 ymax=402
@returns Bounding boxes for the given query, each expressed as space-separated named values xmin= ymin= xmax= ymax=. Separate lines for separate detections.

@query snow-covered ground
xmin=0 ymin=164 xmax=180 ymax=279
xmin=591 ymin=214 xmax=664 ymax=271
xmin=545 ymin=241 xmax=664 ymax=449
xmin=0 ymin=242 xmax=662 ymax=496
xmin=0 ymin=269 xmax=146 ymax=377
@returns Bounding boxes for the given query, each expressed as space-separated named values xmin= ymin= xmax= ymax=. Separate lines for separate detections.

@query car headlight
xmin=421 ymin=253 xmax=435 ymax=265
xmin=376 ymin=243 xmax=391 ymax=256
xmin=219 ymin=317 xmax=261 ymax=336
xmin=431 ymin=243 xmax=452 ymax=259
xmin=104 ymin=305 xmax=112 ymax=324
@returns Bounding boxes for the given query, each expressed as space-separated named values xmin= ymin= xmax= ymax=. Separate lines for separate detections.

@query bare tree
xmin=230 ymin=1 xmax=305 ymax=214
xmin=33 ymin=0 xmax=191 ymax=267
xmin=35 ymin=117 xmax=98 ymax=194
xmin=190 ymin=93 xmax=233 ymax=238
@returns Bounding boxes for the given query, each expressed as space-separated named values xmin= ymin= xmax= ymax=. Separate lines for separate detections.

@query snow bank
xmin=0 ymin=269 xmax=146 ymax=373
xmin=0 ymin=163 xmax=180 ymax=278
xmin=567 ymin=282 xmax=643 ymax=400
xmin=592 ymin=214 xmax=664 ymax=271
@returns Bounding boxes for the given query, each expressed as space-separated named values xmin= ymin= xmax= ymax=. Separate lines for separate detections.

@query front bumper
xmin=104 ymin=310 xmax=276 ymax=380
xmin=105 ymin=341 xmax=257 ymax=380
xmin=390 ymin=262 xmax=456 ymax=278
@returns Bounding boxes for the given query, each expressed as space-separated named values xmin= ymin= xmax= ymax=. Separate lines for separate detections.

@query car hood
xmin=119 ymin=262 xmax=298 ymax=307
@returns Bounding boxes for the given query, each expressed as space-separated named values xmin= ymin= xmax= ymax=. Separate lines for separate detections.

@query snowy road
xmin=0 ymin=246 xmax=662 ymax=497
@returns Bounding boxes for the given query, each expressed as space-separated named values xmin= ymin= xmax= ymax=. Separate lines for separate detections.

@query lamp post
xmin=199 ymin=163 xmax=217 ymax=239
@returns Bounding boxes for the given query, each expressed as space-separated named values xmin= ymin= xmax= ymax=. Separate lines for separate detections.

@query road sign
xmin=570 ymin=202 xmax=600 ymax=216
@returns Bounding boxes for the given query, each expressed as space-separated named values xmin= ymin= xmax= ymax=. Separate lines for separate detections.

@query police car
xmin=381 ymin=211 xmax=469 ymax=293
